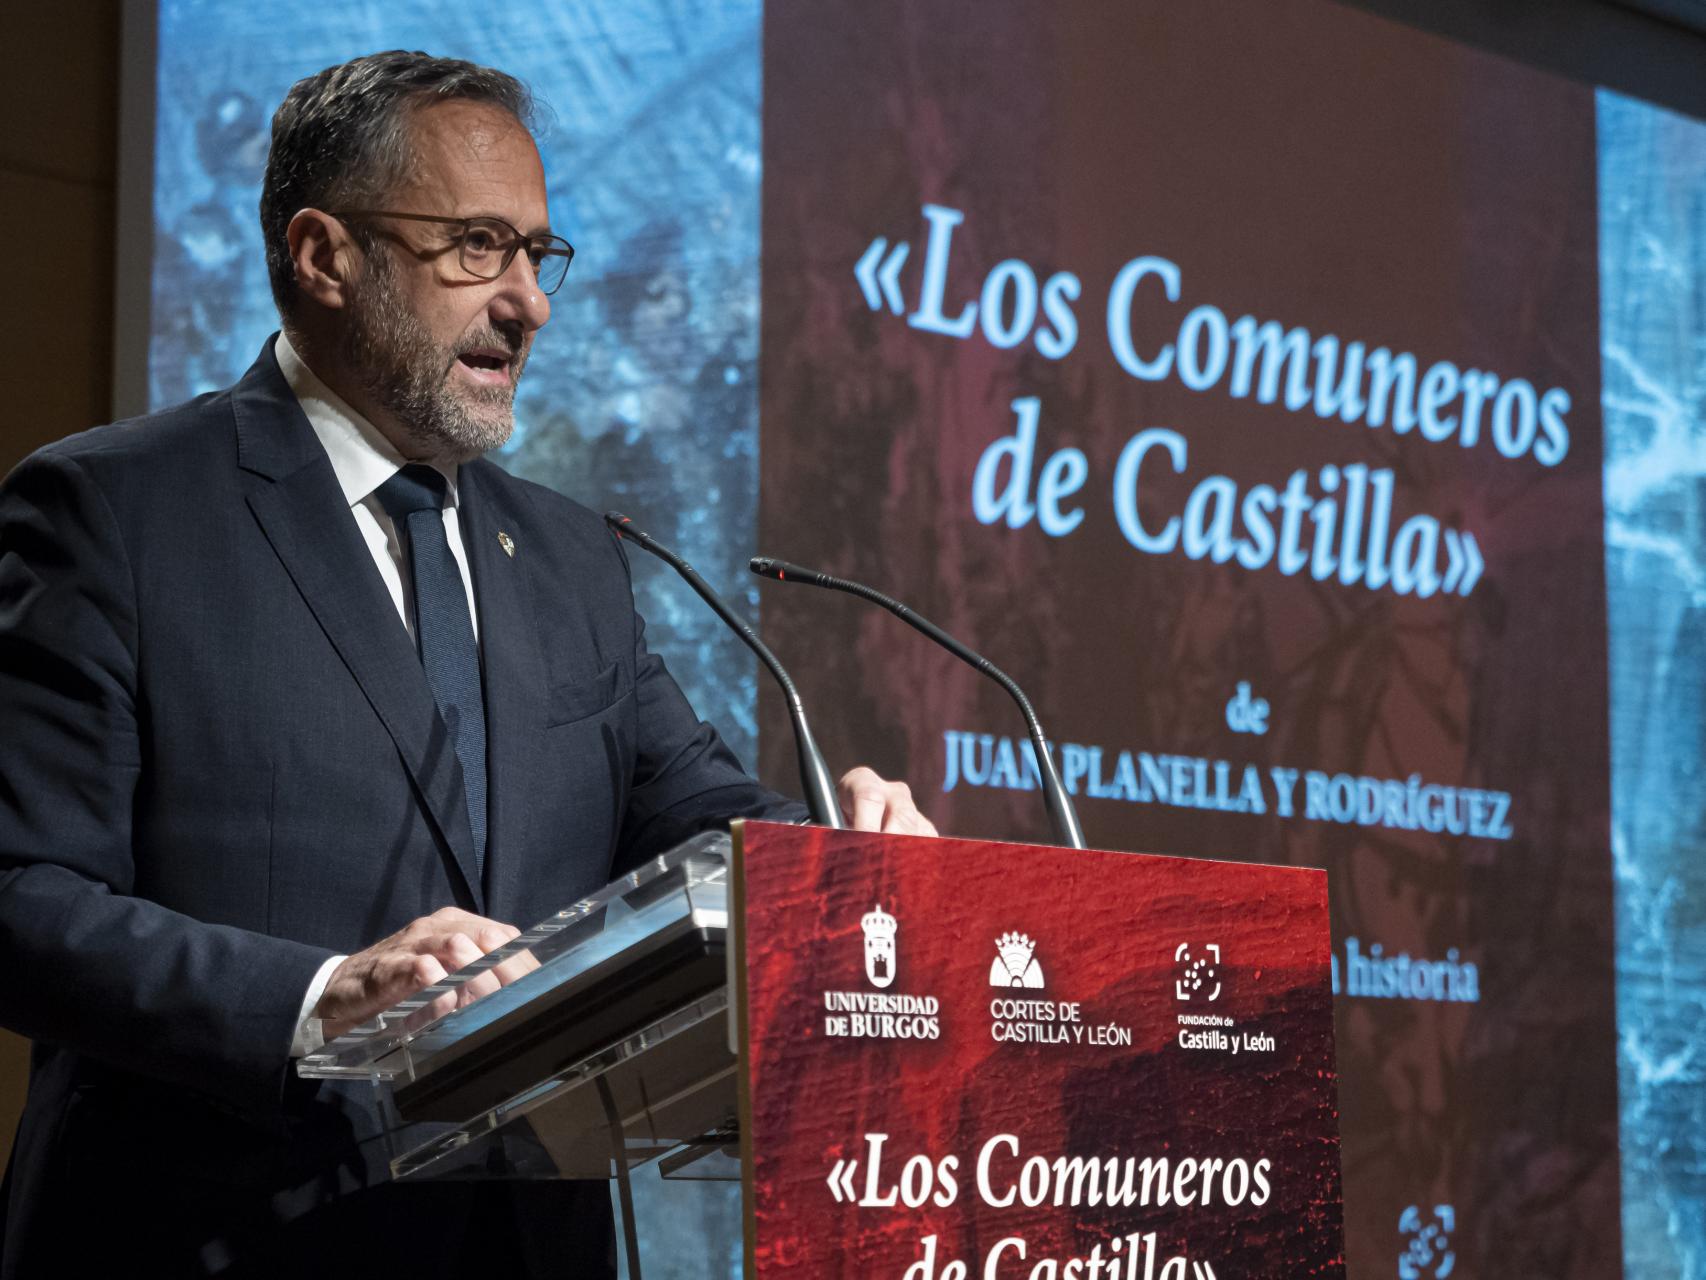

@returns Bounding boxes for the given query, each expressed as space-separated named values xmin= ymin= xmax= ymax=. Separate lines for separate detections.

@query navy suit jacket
xmin=0 ymin=340 xmax=802 ymax=1275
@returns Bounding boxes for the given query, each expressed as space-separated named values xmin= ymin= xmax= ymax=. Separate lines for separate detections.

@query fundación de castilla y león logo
xmin=1398 ymin=1204 xmax=1455 ymax=1279
xmin=863 ymin=903 xmax=898 ymax=989
xmin=1174 ymin=942 xmax=1275 ymax=1056
xmin=1175 ymin=943 xmax=1221 ymax=1001
xmin=989 ymin=931 xmax=1045 ymax=988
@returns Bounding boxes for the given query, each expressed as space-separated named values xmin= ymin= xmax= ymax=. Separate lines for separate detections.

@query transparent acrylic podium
xmin=297 ymin=830 xmax=742 ymax=1195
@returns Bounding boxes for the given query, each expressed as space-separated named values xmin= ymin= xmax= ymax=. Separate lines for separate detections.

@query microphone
xmin=603 ymin=513 xmax=843 ymax=829
xmin=750 ymin=557 xmax=1087 ymax=850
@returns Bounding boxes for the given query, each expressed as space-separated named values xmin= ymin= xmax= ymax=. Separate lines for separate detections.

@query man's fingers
xmin=416 ymin=920 xmax=511 ymax=970
xmin=883 ymin=805 xmax=937 ymax=836
xmin=877 ymin=781 xmax=916 ymax=834
xmin=491 ymin=949 xmax=543 ymax=985
xmin=850 ymin=790 xmax=887 ymax=830
xmin=406 ymin=951 xmax=450 ymax=992
xmin=472 ymin=922 xmax=520 ymax=953
xmin=397 ymin=921 xmax=518 ymax=1012
xmin=422 ymin=987 xmax=460 ymax=1023
xmin=887 ymin=792 xmax=937 ymax=836
xmin=840 ymin=766 xmax=885 ymax=831
xmin=427 ymin=907 xmax=518 ymax=945
xmin=405 ymin=930 xmax=478 ymax=976
xmin=840 ymin=767 xmax=935 ymax=836
xmin=317 ymin=910 xmax=524 ymax=1028
xmin=430 ymin=904 xmax=483 ymax=926
xmin=444 ymin=931 xmax=487 ymax=972
xmin=455 ymin=968 xmax=503 ymax=1007
xmin=432 ymin=935 xmax=534 ymax=1012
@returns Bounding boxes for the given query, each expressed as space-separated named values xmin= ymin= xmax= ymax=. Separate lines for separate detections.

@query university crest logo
xmin=862 ymin=904 xmax=897 ymax=989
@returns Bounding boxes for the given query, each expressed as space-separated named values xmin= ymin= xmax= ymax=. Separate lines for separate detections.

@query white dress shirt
xmin=274 ymin=332 xmax=481 ymax=645
xmin=273 ymin=331 xmax=483 ymax=1055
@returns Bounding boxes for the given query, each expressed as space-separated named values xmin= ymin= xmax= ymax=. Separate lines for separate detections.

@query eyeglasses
xmin=331 ymin=210 xmax=575 ymax=295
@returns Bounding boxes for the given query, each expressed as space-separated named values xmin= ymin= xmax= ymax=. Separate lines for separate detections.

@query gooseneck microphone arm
xmin=750 ymin=557 xmax=1087 ymax=850
xmin=603 ymin=514 xmax=843 ymax=829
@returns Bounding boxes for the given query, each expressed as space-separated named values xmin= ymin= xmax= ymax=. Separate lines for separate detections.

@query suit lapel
xmin=229 ymin=341 xmax=485 ymax=912
xmin=457 ymin=461 xmax=549 ymax=913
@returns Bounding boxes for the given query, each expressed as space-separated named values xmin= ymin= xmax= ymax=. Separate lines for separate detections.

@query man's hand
xmin=839 ymin=766 xmax=938 ymax=836
xmin=314 ymin=906 xmax=531 ymax=1040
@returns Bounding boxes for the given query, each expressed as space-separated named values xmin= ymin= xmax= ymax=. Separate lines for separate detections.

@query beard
xmin=340 ymin=249 xmax=530 ymax=462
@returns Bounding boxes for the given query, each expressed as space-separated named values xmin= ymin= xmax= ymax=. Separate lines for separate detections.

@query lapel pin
xmin=498 ymin=530 xmax=515 ymax=558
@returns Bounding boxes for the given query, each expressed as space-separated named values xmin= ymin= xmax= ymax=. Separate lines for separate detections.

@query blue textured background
xmin=1600 ymin=88 xmax=1706 ymax=1280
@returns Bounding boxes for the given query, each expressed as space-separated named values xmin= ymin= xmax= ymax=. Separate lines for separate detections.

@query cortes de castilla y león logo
xmin=989 ymin=931 xmax=1045 ymax=989
xmin=985 ymin=929 xmax=1134 ymax=1047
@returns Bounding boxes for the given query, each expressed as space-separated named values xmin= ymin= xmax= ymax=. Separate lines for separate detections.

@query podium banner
xmin=734 ymin=820 xmax=1343 ymax=1279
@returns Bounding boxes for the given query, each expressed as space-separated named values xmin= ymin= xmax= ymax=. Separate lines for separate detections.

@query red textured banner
xmin=736 ymin=820 xmax=1344 ymax=1279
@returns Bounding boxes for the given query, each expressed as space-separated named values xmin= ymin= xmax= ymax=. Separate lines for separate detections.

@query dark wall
xmin=0 ymin=0 xmax=122 ymax=1169
xmin=0 ymin=4 xmax=121 ymax=474
xmin=1339 ymin=0 xmax=1706 ymax=121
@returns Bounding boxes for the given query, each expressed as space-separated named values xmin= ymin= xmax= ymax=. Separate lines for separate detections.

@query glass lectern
xmin=298 ymin=831 xmax=741 ymax=1273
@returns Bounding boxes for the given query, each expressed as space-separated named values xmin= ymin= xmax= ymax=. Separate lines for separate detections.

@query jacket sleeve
xmin=0 ymin=449 xmax=334 ymax=1119
xmin=605 ymin=531 xmax=810 ymax=866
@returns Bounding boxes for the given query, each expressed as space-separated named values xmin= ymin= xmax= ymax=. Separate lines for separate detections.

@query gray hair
xmin=260 ymin=50 xmax=538 ymax=317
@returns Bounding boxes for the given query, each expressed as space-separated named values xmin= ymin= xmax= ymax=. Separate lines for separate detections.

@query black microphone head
xmin=603 ymin=511 xmax=632 ymax=532
xmin=750 ymin=556 xmax=832 ymax=587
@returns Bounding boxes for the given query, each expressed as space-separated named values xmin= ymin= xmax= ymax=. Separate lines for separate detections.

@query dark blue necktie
xmin=376 ymin=464 xmax=487 ymax=874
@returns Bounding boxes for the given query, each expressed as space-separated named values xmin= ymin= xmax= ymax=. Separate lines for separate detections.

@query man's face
xmin=340 ymin=100 xmax=553 ymax=463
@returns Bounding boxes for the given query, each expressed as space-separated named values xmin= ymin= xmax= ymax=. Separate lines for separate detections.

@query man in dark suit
xmin=0 ymin=51 xmax=931 ymax=1277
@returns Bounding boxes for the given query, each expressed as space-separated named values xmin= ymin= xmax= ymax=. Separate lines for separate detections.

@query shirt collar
xmin=274 ymin=331 xmax=459 ymax=509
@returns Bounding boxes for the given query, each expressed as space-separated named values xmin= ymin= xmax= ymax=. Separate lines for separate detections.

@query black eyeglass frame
xmin=331 ymin=209 xmax=575 ymax=295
